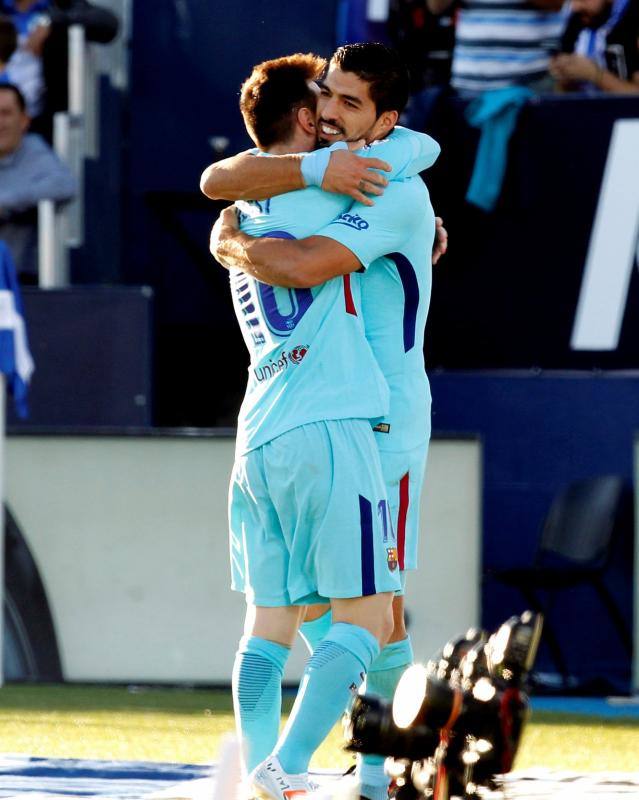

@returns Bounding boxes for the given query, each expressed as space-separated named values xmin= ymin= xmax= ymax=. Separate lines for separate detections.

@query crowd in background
xmin=383 ymin=0 xmax=639 ymax=94
xmin=0 ymin=0 xmax=117 ymax=282
xmin=1 ymin=0 xmax=638 ymax=283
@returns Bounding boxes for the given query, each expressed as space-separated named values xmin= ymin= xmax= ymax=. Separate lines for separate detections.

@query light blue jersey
xmin=231 ymin=128 xmax=438 ymax=455
xmin=316 ymin=174 xmax=438 ymax=454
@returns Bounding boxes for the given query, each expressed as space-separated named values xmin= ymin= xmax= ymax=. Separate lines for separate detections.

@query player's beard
xmin=317 ymin=117 xmax=346 ymax=147
xmin=316 ymin=117 xmax=377 ymax=147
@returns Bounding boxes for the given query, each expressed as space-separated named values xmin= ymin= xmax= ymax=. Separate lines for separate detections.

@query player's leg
xmin=358 ymin=595 xmax=412 ymax=800
xmin=263 ymin=419 xmax=401 ymax=780
xmin=298 ymin=603 xmax=332 ymax=651
xmin=357 ymin=444 xmax=428 ymax=800
xmin=299 ymin=597 xmax=411 ymax=798
xmin=233 ymin=604 xmax=305 ymax=773
xmin=229 ymin=450 xmax=298 ymax=775
xmin=273 ymin=591 xmax=394 ymax=776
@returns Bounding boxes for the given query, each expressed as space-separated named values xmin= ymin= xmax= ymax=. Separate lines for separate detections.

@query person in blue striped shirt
xmin=427 ymin=0 xmax=566 ymax=92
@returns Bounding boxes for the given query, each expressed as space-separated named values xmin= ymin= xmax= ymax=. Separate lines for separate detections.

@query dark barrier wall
xmin=423 ymin=95 xmax=639 ymax=369
xmin=128 ymin=0 xmax=340 ymax=194
xmin=8 ymin=288 xmax=154 ymax=428
xmin=430 ymin=371 xmax=636 ymax=692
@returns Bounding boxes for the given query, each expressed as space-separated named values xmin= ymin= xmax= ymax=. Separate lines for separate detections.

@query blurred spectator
xmin=1 ymin=1 xmax=47 ymax=118
xmin=0 ymin=15 xmax=17 ymax=82
xmin=427 ymin=0 xmax=567 ymax=93
xmin=1 ymin=0 xmax=119 ymax=135
xmin=551 ymin=0 xmax=639 ymax=92
xmin=389 ymin=0 xmax=455 ymax=89
xmin=0 ymin=83 xmax=75 ymax=282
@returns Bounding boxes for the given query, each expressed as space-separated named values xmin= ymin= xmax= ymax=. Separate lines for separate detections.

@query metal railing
xmin=37 ymin=0 xmax=130 ymax=288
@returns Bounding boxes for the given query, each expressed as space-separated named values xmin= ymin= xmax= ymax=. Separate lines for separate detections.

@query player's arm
xmin=200 ymin=145 xmax=392 ymax=206
xmin=200 ymin=150 xmax=305 ymax=201
xmin=212 ymin=182 xmax=426 ymax=288
xmin=310 ymin=180 xmax=428 ymax=272
xmin=210 ymin=207 xmax=360 ymax=288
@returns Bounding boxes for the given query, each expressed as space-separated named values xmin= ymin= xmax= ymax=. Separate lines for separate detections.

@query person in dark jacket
xmin=550 ymin=0 xmax=639 ymax=92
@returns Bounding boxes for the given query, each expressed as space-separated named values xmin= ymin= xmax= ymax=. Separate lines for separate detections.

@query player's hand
xmin=209 ymin=205 xmax=239 ymax=267
xmin=322 ymin=147 xmax=391 ymax=207
xmin=432 ymin=216 xmax=448 ymax=265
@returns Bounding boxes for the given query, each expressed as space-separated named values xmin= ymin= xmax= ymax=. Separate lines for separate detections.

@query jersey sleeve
xmin=356 ymin=127 xmax=440 ymax=182
xmin=316 ymin=178 xmax=426 ymax=270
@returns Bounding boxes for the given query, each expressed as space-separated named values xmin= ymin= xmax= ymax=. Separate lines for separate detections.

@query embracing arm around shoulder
xmin=200 ymin=147 xmax=391 ymax=204
xmin=200 ymin=151 xmax=305 ymax=201
xmin=210 ymin=206 xmax=360 ymax=288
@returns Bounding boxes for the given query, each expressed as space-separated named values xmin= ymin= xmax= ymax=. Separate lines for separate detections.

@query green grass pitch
xmin=0 ymin=685 xmax=637 ymax=772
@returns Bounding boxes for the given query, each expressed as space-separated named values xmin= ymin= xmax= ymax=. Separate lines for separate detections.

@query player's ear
xmin=374 ymin=109 xmax=399 ymax=139
xmin=297 ymin=106 xmax=316 ymax=135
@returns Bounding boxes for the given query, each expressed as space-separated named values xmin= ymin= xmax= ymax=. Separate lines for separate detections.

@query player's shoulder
xmin=364 ymin=126 xmax=440 ymax=160
xmin=378 ymin=174 xmax=429 ymax=209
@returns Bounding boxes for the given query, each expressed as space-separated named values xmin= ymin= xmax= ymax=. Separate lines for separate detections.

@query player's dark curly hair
xmin=330 ymin=42 xmax=409 ymax=116
xmin=240 ymin=53 xmax=327 ymax=149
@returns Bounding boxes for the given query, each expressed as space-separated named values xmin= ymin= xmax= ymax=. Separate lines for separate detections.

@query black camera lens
xmin=345 ymin=693 xmax=439 ymax=761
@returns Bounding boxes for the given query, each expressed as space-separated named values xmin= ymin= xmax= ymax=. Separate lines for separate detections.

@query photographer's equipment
xmin=343 ymin=611 xmax=543 ymax=800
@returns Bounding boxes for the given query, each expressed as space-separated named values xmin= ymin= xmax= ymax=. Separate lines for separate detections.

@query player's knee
xmin=378 ymin=603 xmax=396 ymax=648
xmin=388 ymin=595 xmax=408 ymax=643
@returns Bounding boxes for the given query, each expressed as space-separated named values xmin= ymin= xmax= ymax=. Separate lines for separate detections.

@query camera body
xmin=344 ymin=611 xmax=543 ymax=800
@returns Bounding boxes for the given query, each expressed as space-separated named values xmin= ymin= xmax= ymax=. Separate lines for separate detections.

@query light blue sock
xmin=275 ymin=622 xmax=380 ymax=775
xmin=298 ymin=609 xmax=332 ymax=653
xmin=359 ymin=637 xmax=414 ymax=800
xmin=232 ymin=635 xmax=290 ymax=772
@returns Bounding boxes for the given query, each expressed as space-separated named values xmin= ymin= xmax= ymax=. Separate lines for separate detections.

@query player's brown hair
xmin=239 ymin=53 xmax=327 ymax=149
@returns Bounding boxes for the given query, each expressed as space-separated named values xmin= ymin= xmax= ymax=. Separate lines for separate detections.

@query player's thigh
xmin=228 ymin=448 xmax=291 ymax=606
xmin=380 ymin=441 xmax=429 ymax=573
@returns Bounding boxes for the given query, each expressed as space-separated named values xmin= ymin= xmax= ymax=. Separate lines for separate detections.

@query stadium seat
xmin=488 ymin=475 xmax=634 ymax=689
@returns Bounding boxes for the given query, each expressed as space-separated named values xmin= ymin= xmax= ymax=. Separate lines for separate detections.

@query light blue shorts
xmin=229 ymin=418 xmax=402 ymax=607
xmin=379 ymin=440 xmax=429 ymax=574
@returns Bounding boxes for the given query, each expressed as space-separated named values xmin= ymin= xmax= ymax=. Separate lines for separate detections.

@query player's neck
xmin=266 ymin=131 xmax=314 ymax=156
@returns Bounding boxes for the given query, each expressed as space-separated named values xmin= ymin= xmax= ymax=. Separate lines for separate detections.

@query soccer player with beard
xmin=212 ymin=51 xmax=440 ymax=800
xmin=207 ymin=43 xmax=441 ymax=800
